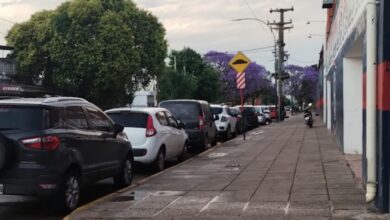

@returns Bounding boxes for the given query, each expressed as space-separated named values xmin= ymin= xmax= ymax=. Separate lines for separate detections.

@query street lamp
xmin=306 ymin=20 xmax=325 ymax=24
xmin=231 ymin=18 xmax=278 ymax=81
xmin=232 ymin=17 xmax=281 ymax=119
xmin=232 ymin=18 xmax=277 ymax=46
xmin=308 ymin=34 xmax=325 ymax=38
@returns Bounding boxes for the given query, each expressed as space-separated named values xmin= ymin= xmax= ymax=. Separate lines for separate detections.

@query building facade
xmin=321 ymin=0 xmax=390 ymax=212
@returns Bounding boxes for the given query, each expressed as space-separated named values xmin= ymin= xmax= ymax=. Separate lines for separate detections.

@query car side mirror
xmin=113 ymin=123 xmax=124 ymax=137
xmin=177 ymin=120 xmax=186 ymax=129
xmin=213 ymin=115 xmax=219 ymax=121
xmin=177 ymin=121 xmax=185 ymax=129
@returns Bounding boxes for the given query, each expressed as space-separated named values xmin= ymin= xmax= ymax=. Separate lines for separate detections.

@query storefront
xmin=322 ymin=0 xmax=390 ymax=212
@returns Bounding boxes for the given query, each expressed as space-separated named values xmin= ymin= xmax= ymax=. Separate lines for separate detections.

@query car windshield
xmin=107 ymin=112 xmax=147 ymax=128
xmin=0 ymin=106 xmax=46 ymax=131
xmin=159 ymin=102 xmax=200 ymax=121
xmin=211 ymin=107 xmax=223 ymax=115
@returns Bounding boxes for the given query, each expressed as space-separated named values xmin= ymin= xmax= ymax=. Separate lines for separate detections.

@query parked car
xmin=269 ymin=106 xmax=278 ymax=119
xmin=254 ymin=106 xmax=267 ymax=125
xmin=211 ymin=104 xmax=237 ymax=140
xmin=234 ymin=105 xmax=259 ymax=129
xmin=105 ymin=107 xmax=188 ymax=172
xmin=230 ymin=107 xmax=244 ymax=134
xmin=259 ymin=105 xmax=272 ymax=124
xmin=0 ymin=97 xmax=134 ymax=213
xmin=159 ymin=100 xmax=218 ymax=152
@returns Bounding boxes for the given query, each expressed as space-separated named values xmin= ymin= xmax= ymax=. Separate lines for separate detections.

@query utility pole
xmin=268 ymin=7 xmax=293 ymax=121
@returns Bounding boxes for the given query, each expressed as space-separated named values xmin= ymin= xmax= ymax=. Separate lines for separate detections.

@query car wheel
xmin=178 ymin=142 xmax=188 ymax=162
xmin=114 ymin=154 xmax=134 ymax=188
xmin=225 ymin=126 xmax=231 ymax=140
xmin=153 ymin=149 xmax=165 ymax=172
xmin=56 ymin=170 xmax=81 ymax=213
xmin=211 ymin=133 xmax=217 ymax=147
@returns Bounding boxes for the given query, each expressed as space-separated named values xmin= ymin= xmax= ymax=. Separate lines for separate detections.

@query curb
xmin=63 ymin=142 xmax=223 ymax=220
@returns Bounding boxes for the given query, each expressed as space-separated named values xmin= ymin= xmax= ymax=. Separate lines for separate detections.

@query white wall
xmin=343 ymin=57 xmax=363 ymax=154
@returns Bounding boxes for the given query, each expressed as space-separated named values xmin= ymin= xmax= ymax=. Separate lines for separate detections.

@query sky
xmin=0 ymin=0 xmax=326 ymax=71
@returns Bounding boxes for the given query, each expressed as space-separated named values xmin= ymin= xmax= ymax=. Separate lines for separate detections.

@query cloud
xmin=0 ymin=0 xmax=326 ymax=70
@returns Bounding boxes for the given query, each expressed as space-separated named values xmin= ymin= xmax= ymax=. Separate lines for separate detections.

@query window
xmin=85 ymin=107 xmax=111 ymax=132
xmin=65 ymin=106 xmax=88 ymax=130
xmin=159 ymin=102 xmax=201 ymax=121
xmin=0 ymin=106 xmax=50 ymax=131
xmin=107 ymin=112 xmax=147 ymax=128
xmin=155 ymin=111 xmax=169 ymax=126
xmin=211 ymin=107 xmax=223 ymax=115
xmin=165 ymin=111 xmax=178 ymax=128
xmin=202 ymin=104 xmax=212 ymax=120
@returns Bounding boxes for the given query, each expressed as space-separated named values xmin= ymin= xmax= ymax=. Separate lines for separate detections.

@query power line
xmin=243 ymin=0 xmax=258 ymax=19
xmin=0 ymin=17 xmax=16 ymax=24
xmin=289 ymin=57 xmax=318 ymax=64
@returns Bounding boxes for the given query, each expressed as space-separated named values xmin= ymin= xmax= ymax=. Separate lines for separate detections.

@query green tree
xmin=157 ymin=67 xmax=197 ymax=101
xmin=6 ymin=0 xmax=167 ymax=109
xmin=164 ymin=48 xmax=219 ymax=102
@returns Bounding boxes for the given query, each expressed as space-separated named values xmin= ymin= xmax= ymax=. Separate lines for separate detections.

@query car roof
xmin=105 ymin=107 xmax=168 ymax=114
xmin=159 ymin=99 xmax=208 ymax=104
xmin=0 ymin=97 xmax=89 ymax=106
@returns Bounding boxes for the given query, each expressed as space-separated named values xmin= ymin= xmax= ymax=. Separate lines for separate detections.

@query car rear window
xmin=107 ymin=112 xmax=147 ymax=128
xmin=211 ymin=107 xmax=223 ymax=115
xmin=243 ymin=107 xmax=256 ymax=114
xmin=0 ymin=106 xmax=56 ymax=131
xmin=159 ymin=102 xmax=201 ymax=121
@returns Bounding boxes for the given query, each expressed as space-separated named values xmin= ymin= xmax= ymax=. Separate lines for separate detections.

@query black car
xmin=159 ymin=100 xmax=218 ymax=151
xmin=0 ymin=97 xmax=134 ymax=213
xmin=240 ymin=106 xmax=259 ymax=129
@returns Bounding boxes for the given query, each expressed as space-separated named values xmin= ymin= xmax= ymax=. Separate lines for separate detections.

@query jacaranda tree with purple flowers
xmin=204 ymin=51 xmax=275 ymax=104
xmin=284 ymin=64 xmax=319 ymax=105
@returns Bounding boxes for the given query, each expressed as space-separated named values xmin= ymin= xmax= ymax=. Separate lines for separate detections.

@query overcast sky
xmin=0 ymin=0 xmax=326 ymax=71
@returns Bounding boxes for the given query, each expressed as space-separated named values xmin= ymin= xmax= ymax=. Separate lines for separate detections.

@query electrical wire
xmin=0 ymin=17 xmax=16 ymax=24
xmin=289 ymin=57 xmax=318 ymax=64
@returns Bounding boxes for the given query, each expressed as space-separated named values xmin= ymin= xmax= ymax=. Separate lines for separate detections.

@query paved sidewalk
xmin=67 ymin=116 xmax=385 ymax=219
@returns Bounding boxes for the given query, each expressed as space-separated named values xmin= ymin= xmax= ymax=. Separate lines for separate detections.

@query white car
xmin=254 ymin=106 xmax=267 ymax=125
xmin=258 ymin=105 xmax=272 ymax=124
xmin=105 ymin=107 xmax=188 ymax=172
xmin=211 ymin=104 xmax=237 ymax=139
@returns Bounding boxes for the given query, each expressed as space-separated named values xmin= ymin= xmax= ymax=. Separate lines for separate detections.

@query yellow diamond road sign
xmin=229 ymin=51 xmax=251 ymax=74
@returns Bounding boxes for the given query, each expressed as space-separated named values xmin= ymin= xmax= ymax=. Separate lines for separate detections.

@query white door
xmin=165 ymin=111 xmax=184 ymax=156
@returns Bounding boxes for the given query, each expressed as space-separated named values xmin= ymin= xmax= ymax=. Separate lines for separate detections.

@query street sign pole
xmin=240 ymin=88 xmax=246 ymax=140
xmin=229 ymin=51 xmax=251 ymax=141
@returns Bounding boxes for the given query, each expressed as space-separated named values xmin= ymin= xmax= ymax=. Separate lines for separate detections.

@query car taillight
xmin=21 ymin=135 xmax=60 ymax=151
xmin=221 ymin=116 xmax=228 ymax=122
xmin=146 ymin=115 xmax=157 ymax=137
xmin=198 ymin=115 xmax=205 ymax=129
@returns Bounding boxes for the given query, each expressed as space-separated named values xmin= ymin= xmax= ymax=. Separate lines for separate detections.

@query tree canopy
xmin=6 ymin=0 xmax=167 ymax=109
xmin=284 ymin=64 xmax=319 ymax=105
xmin=204 ymin=51 xmax=274 ymax=104
xmin=158 ymin=48 xmax=219 ymax=102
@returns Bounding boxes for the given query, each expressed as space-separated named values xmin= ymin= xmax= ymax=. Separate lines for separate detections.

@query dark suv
xmin=0 ymin=97 xmax=134 ymax=212
xmin=159 ymin=100 xmax=217 ymax=151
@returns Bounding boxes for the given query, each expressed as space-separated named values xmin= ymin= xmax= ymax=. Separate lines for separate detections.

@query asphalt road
xmin=0 ymin=144 xmax=220 ymax=220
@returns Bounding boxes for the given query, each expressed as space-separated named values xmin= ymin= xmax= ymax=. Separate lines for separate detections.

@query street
xmin=0 ymin=150 xmax=207 ymax=220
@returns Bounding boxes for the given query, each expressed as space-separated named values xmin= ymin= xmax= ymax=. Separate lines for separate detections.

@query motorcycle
xmin=303 ymin=103 xmax=313 ymax=128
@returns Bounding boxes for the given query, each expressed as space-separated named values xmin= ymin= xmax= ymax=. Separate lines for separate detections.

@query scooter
xmin=303 ymin=103 xmax=313 ymax=128
xmin=304 ymin=110 xmax=313 ymax=128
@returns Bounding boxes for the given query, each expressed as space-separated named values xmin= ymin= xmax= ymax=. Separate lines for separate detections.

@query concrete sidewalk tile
xmin=67 ymin=117 xmax=376 ymax=219
xmin=199 ymin=202 xmax=246 ymax=216
xmin=289 ymin=200 xmax=330 ymax=209
xmin=287 ymin=208 xmax=331 ymax=217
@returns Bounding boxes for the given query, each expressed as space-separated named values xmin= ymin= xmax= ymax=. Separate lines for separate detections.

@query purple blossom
xmin=204 ymin=51 xmax=273 ymax=101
